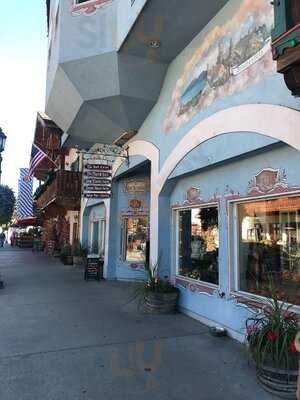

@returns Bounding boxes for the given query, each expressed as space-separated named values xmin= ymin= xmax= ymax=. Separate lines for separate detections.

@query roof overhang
xmin=45 ymin=0 xmax=229 ymax=147
xmin=16 ymin=217 xmax=38 ymax=228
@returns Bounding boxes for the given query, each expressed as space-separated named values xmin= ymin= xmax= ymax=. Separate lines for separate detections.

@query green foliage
xmin=246 ymin=277 xmax=299 ymax=371
xmin=72 ymin=240 xmax=85 ymax=257
xmin=60 ymin=242 xmax=72 ymax=257
xmin=130 ymin=261 xmax=179 ymax=308
xmin=0 ymin=185 xmax=15 ymax=226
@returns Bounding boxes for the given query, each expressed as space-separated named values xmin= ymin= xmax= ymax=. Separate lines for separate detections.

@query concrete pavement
xmin=0 ymin=247 xmax=275 ymax=400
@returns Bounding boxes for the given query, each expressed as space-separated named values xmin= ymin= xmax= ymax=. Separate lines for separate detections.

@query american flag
xmin=27 ymin=144 xmax=48 ymax=179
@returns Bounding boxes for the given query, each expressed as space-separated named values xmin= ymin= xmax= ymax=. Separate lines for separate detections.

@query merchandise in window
xmin=238 ymin=196 xmax=300 ymax=306
xmin=123 ymin=217 xmax=149 ymax=263
xmin=178 ymin=207 xmax=219 ymax=285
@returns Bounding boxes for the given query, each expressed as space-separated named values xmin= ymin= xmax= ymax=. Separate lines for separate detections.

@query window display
xmin=178 ymin=207 xmax=219 ymax=285
xmin=238 ymin=195 xmax=300 ymax=305
xmin=123 ymin=217 xmax=149 ymax=263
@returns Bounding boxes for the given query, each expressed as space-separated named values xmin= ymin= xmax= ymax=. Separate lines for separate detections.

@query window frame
xmin=121 ymin=215 xmax=149 ymax=264
xmin=229 ymin=190 xmax=300 ymax=312
xmin=89 ymin=218 xmax=106 ymax=256
xmin=174 ymin=203 xmax=220 ymax=288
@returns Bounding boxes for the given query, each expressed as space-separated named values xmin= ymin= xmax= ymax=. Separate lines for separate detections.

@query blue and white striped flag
xmin=17 ymin=168 xmax=33 ymax=219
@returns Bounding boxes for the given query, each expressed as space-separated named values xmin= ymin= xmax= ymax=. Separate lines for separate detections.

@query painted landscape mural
xmin=164 ymin=0 xmax=275 ymax=133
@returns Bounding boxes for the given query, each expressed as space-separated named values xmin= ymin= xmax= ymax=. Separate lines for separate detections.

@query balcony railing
xmin=36 ymin=171 xmax=82 ymax=211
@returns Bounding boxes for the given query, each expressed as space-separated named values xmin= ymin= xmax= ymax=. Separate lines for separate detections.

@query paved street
xmin=0 ymin=247 xmax=274 ymax=400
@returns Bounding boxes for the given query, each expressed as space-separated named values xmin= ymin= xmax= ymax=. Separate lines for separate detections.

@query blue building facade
xmin=45 ymin=0 xmax=300 ymax=341
xmin=96 ymin=0 xmax=300 ymax=341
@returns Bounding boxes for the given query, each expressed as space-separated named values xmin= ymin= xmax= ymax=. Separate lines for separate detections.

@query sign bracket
xmin=77 ymin=145 xmax=130 ymax=167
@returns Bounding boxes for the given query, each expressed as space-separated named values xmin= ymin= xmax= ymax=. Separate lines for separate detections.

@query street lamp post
xmin=0 ymin=128 xmax=7 ymax=184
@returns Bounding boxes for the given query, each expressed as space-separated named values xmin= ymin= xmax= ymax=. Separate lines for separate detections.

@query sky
xmin=0 ymin=1 xmax=48 ymax=193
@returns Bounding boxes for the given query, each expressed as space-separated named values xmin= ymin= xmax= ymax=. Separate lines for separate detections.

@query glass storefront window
xmin=91 ymin=221 xmax=99 ymax=254
xmin=237 ymin=196 xmax=300 ymax=306
xmin=178 ymin=207 xmax=219 ymax=285
xmin=123 ymin=217 xmax=149 ymax=263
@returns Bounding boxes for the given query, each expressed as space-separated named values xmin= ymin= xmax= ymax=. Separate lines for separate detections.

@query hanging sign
xmin=83 ymin=193 xmax=111 ymax=199
xmin=82 ymin=162 xmax=113 ymax=199
xmin=84 ymin=171 xmax=112 ymax=178
xmin=84 ymin=178 xmax=111 ymax=185
xmin=83 ymin=185 xmax=111 ymax=192
xmin=84 ymin=164 xmax=112 ymax=171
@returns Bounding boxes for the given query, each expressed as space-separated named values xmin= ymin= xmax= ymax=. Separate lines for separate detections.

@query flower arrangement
xmin=246 ymin=278 xmax=299 ymax=372
xmin=130 ymin=261 xmax=179 ymax=311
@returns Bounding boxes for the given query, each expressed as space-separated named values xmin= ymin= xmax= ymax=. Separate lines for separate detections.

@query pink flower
xmin=247 ymin=324 xmax=258 ymax=335
xmin=289 ymin=342 xmax=298 ymax=353
xmin=267 ymin=331 xmax=278 ymax=342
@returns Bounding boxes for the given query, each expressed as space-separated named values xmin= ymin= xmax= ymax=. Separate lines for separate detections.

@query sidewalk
xmin=0 ymin=248 xmax=275 ymax=400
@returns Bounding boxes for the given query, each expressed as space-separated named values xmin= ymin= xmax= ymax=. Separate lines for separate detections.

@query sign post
xmin=82 ymin=161 xmax=112 ymax=199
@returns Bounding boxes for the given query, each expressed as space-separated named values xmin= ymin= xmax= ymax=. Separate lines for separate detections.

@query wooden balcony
xmin=272 ymin=0 xmax=300 ymax=96
xmin=36 ymin=171 xmax=82 ymax=214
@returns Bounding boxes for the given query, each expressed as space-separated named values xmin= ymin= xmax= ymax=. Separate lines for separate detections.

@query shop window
xmin=237 ymin=195 xmax=300 ymax=306
xmin=73 ymin=222 xmax=78 ymax=242
xmin=122 ymin=217 xmax=149 ymax=263
xmin=91 ymin=221 xmax=99 ymax=254
xmin=99 ymin=219 xmax=106 ymax=257
xmin=90 ymin=219 xmax=105 ymax=256
xmin=177 ymin=207 xmax=219 ymax=285
xmin=71 ymin=157 xmax=80 ymax=172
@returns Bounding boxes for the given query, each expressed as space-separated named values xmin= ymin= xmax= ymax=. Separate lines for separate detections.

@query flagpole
xmin=33 ymin=143 xmax=59 ymax=168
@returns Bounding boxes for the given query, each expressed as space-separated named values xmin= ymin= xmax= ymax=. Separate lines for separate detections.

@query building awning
xmin=15 ymin=217 xmax=38 ymax=227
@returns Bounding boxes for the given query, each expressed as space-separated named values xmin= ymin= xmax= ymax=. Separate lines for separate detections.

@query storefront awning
xmin=15 ymin=217 xmax=38 ymax=227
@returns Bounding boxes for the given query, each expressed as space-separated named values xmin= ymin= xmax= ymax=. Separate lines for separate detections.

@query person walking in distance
xmin=0 ymin=232 xmax=5 ymax=248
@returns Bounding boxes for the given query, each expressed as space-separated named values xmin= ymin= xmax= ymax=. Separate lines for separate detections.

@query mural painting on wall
xmin=164 ymin=0 xmax=275 ymax=133
xmin=71 ymin=0 xmax=113 ymax=16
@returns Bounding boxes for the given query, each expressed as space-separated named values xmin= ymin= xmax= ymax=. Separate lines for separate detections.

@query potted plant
xmin=132 ymin=262 xmax=180 ymax=314
xmin=60 ymin=242 xmax=73 ymax=265
xmin=246 ymin=279 xmax=299 ymax=398
xmin=72 ymin=240 xmax=85 ymax=267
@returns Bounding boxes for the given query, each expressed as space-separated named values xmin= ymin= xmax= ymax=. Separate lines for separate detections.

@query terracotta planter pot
xmin=145 ymin=290 xmax=179 ymax=314
xmin=257 ymin=362 xmax=299 ymax=399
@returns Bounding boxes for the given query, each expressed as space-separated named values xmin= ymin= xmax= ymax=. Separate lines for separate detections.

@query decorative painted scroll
xmin=175 ymin=277 xmax=216 ymax=296
xmin=247 ymin=168 xmax=288 ymax=195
